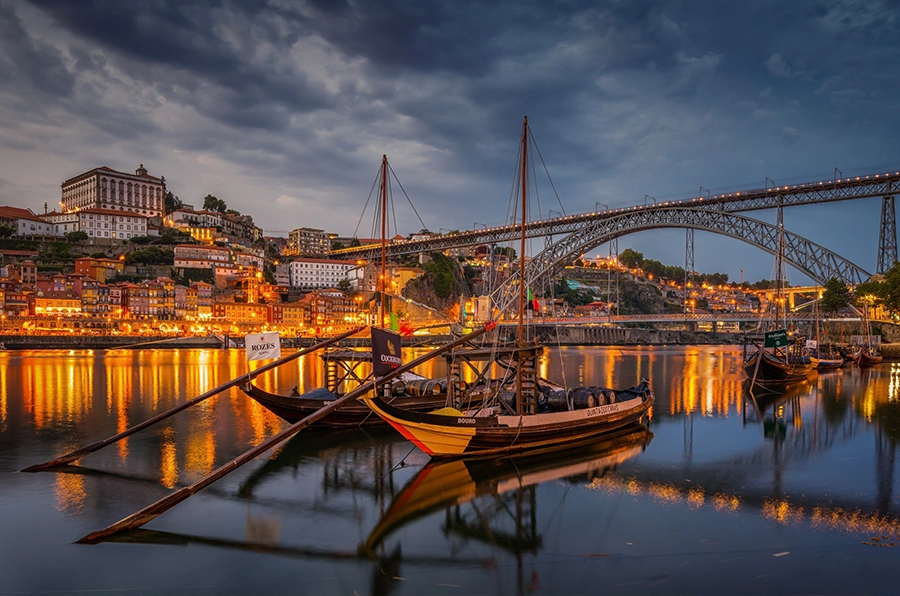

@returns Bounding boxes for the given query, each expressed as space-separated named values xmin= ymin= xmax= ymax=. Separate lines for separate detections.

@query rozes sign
xmin=764 ymin=329 xmax=789 ymax=348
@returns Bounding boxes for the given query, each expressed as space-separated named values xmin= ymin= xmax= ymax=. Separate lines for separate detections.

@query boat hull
xmin=809 ymin=356 xmax=844 ymax=370
xmin=854 ymin=350 xmax=883 ymax=368
xmin=744 ymin=349 xmax=812 ymax=385
xmin=360 ymin=381 xmax=654 ymax=458
xmin=241 ymin=384 xmax=452 ymax=427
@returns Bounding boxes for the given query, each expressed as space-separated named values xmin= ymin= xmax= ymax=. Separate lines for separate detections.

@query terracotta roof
xmin=0 ymin=206 xmax=42 ymax=222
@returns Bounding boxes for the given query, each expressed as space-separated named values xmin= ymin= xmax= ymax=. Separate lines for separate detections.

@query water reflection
xmin=361 ymin=425 xmax=653 ymax=558
xmin=5 ymin=346 xmax=900 ymax=595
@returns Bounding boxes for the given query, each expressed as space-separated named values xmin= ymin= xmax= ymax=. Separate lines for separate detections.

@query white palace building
xmin=60 ymin=164 xmax=166 ymax=219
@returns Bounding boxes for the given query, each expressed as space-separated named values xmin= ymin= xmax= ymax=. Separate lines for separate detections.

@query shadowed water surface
xmin=1 ymin=346 xmax=898 ymax=595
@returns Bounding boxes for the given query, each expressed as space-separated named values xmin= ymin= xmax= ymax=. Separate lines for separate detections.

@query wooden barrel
xmin=546 ymin=390 xmax=570 ymax=412
xmin=404 ymin=379 xmax=445 ymax=396
xmin=569 ymin=387 xmax=602 ymax=410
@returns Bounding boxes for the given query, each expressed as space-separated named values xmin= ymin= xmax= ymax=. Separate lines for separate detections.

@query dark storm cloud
xmin=27 ymin=0 xmax=331 ymax=130
xmin=0 ymin=2 xmax=74 ymax=98
xmin=3 ymin=0 xmax=900 ymax=282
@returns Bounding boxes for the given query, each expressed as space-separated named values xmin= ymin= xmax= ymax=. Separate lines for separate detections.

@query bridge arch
xmin=490 ymin=206 xmax=871 ymax=313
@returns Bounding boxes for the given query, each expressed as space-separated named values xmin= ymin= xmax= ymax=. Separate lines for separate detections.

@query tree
xmin=0 ymin=224 xmax=15 ymax=238
xmin=854 ymin=279 xmax=884 ymax=309
xmin=203 ymin=194 xmax=228 ymax=213
xmin=873 ymin=261 xmax=900 ymax=316
xmin=64 ymin=230 xmax=88 ymax=242
xmin=164 ymin=191 xmax=183 ymax=214
xmin=618 ymin=248 xmax=644 ymax=269
xmin=820 ymin=277 xmax=852 ymax=314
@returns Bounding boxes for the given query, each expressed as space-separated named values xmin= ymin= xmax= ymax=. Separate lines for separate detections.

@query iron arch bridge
xmin=332 ymin=169 xmax=900 ymax=264
xmin=487 ymin=206 xmax=870 ymax=316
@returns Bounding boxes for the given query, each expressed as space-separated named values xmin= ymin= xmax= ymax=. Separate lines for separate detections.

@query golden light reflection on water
xmin=889 ymin=363 xmax=900 ymax=403
xmin=590 ymin=473 xmax=900 ymax=542
xmin=53 ymin=473 xmax=86 ymax=513
xmin=0 ymin=355 xmax=7 ymax=430
xmin=159 ymin=426 xmax=178 ymax=489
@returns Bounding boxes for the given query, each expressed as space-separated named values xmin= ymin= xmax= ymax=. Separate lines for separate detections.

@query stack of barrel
xmin=546 ymin=386 xmax=617 ymax=412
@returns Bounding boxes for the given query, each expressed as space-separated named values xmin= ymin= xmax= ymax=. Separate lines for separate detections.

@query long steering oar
xmin=22 ymin=326 xmax=366 ymax=473
xmin=76 ymin=322 xmax=495 ymax=544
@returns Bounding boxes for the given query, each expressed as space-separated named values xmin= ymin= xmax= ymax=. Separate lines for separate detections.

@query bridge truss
xmin=487 ymin=207 xmax=871 ymax=317
xmin=330 ymin=169 xmax=895 ymax=315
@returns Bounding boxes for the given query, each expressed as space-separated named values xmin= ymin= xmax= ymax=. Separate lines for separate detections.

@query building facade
xmin=61 ymin=164 xmax=165 ymax=218
xmin=287 ymin=228 xmax=331 ymax=256
xmin=285 ymin=258 xmax=357 ymax=290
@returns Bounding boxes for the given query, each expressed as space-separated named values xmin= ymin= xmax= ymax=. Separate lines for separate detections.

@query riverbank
xmin=2 ymin=326 xmax=898 ymax=356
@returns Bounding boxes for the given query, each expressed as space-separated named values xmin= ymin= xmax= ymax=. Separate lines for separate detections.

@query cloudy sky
xmin=1 ymin=0 xmax=898 ymax=283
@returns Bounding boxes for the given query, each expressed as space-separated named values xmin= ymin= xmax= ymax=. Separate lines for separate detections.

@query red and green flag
xmin=526 ymin=288 xmax=539 ymax=311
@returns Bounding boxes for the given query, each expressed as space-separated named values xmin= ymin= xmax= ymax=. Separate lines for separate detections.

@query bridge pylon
xmin=877 ymin=187 xmax=897 ymax=274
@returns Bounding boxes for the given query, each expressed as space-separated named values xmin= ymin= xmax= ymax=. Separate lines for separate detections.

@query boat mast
xmin=518 ymin=117 xmax=528 ymax=349
xmin=381 ymin=154 xmax=387 ymax=329
xmin=516 ymin=117 xmax=528 ymax=413
xmin=775 ymin=221 xmax=784 ymax=330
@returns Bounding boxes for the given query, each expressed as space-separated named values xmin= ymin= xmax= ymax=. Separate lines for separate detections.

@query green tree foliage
xmin=159 ymin=230 xmax=194 ymax=244
xmin=177 ymin=268 xmax=214 ymax=285
xmin=0 ymin=224 xmax=15 ymax=238
xmin=125 ymin=246 xmax=174 ymax=266
xmin=854 ymin=279 xmax=885 ymax=309
xmin=880 ymin=262 xmax=900 ymax=315
xmin=820 ymin=277 xmax=852 ymax=314
xmin=164 ymin=191 xmax=183 ymax=214
xmin=550 ymin=279 xmax=596 ymax=307
xmin=423 ymin=253 xmax=457 ymax=299
xmin=64 ymin=230 xmax=88 ymax=242
xmin=492 ymin=246 xmax=516 ymax=260
xmin=203 ymin=194 xmax=228 ymax=213
xmin=618 ymin=248 xmax=644 ymax=269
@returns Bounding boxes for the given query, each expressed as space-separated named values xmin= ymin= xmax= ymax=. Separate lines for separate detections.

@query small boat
xmin=809 ymin=355 xmax=844 ymax=370
xmin=743 ymin=338 xmax=813 ymax=386
xmin=854 ymin=302 xmax=882 ymax=368
xmin=241 ymin=371 xmax=451 ymax=427
xmin=854 ymin=346 xmax=883 ymax=368
xmin=743 ymin=222 xmax=813 ymax=387
xmin=360 ymin=117 xmax=654 ymax=459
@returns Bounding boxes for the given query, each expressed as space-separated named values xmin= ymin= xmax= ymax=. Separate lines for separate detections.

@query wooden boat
xmin=361 ymin=424 xmax=652 ymax=556
xmin=241 ymin=380 xmax=452 ymax=427
xmin=743 ymin=222 xmax=813 ymax=387
xmin=743 ymin=337 xmax=813 ymax=386
xmin=854 ymin=302 xmax=882 ymax=368
xmin=809 ymin=355 xmax=844 ymax=370
xmin=360 ymin=376 xmax=652 ymax=458
xmin=360 ymin=117 xmax=654 ymax=459
xmin=854 ymin=346 xmax=883 ymax=368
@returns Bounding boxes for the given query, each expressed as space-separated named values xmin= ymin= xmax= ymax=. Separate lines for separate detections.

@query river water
xmin=1 ymin=345 xmax=898 ymax=595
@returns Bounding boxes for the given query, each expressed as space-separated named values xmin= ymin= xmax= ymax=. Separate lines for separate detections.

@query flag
xmin=372 ymin=326 xmax=402 ymax=377
xmin=526 ymin=288 xmax=539 ymax=311
xmin=245 ymin=331 xmax=281 ymax=361
xmin=389 ymin=312 xmax=400 ymax=332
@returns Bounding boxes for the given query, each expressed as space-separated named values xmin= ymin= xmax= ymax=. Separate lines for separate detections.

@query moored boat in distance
xmin=854 ymin=346 xmax=883 ymax=368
